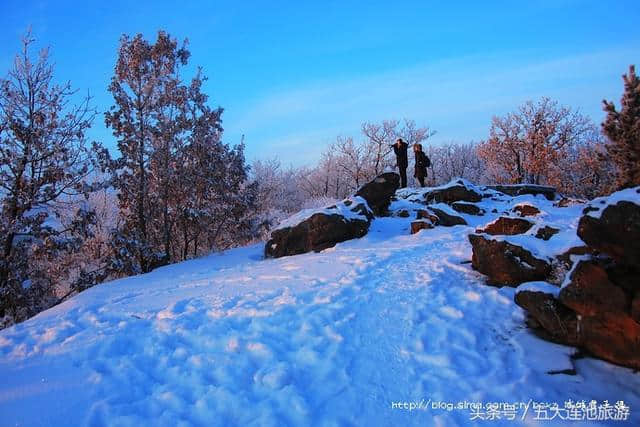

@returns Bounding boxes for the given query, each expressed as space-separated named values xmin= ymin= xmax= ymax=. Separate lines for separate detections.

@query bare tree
xmin=361 ymin=119 xmax=397 ymax=176
xmin=331 ymin=136 xmax=370 ymax=192
xmin=478 ymin=97 xmax=594 ymax=185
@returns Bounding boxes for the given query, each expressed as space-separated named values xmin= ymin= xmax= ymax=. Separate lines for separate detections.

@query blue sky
xmin=1 ymin=1 xmax=639 ymax=166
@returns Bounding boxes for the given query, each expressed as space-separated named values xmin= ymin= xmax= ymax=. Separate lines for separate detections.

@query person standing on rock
xmin=413 ymin=143 xmax=430 ymax=187
xmin=391 ymin=138 xmax=409 ymax=188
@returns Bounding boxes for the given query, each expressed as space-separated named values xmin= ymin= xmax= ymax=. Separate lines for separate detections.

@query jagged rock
xmin=468 ymin=234 xmax=551 ymax=286
xmin=477 ymin=216 xmax=534 ymax=235
xmin=535 ymin=226 xmax=559 ymax=241
xmin=265 ymin=198 xmax=372 ymax=258
xmin=514 ymin=289 xmax=580 ymax=346
xmin=395 ymin=209 xmax=410 ymax=218
xmin=425 ymin=179 xmax=482 ymax=204
xmin=411 ymin=220 xmax=434 ymax=234
xmin=451 ymin=201 xmax=483 ymax=216
xmin=513 ymin=204 xmax=540 ymax=217
xmin=355 ymin=172 xmax=400 ymax=216
xmin=577 ymin=192 xmax=640 ymax=268
xmin=430 ymin=207 xmax=467 ymax=226
xmin=416 ymin=209 xmax=439 ymax=224
xmin=558 ymin=260 xmax=629 ymax=317
xmin=488 ymin=184 xmax=557 ymax=200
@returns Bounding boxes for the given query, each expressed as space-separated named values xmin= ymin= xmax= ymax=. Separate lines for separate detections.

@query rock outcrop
xmin=265 ymin=197 xmax=372 ymax=258
xmin=514 ymin=186 xmax=640 ymax=370
xmin=468 ymin=234 xmax=551 ymax=286
xmin=355 ymin=172 xmax=400 ymax=216
xmin=477 ymin=217 xmax=534 ymax=235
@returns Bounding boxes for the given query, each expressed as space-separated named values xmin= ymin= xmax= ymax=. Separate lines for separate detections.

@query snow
xmin=584 ymin=186 xmax=640 ymax=219
xmin=472 ymin=196 xmax=587 ymax=261
xmin=516 ymin=281 xmax=560 ymax=298
xmin=274 ymin=196 xmax=371 ymax=231
xmin=1 ymin=190 xmax=639 ymax=426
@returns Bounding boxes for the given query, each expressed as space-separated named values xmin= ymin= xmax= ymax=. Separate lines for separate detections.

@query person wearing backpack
xmin=391 ymin=138 xmax=409 ymax=188
xmin=413 ymin=143 xmax=430 ymax=187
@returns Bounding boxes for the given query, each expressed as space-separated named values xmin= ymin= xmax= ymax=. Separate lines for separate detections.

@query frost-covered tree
xmin=0 ymin=33 xmax=99 ymax=326
xmin=602 ymin=65 xmax=640 ymax=190
xmin=426 ymin=142 xmax=486 ymax=185
xmin=104 ymin=31 xmax=256 ymax=271
xmin=361 ymin=120 xmax=397 ymax=176
xmin=478 ymin=98 xmax=595 ymax=186
xmin=104 ymin=31 xmax=190 ymax=274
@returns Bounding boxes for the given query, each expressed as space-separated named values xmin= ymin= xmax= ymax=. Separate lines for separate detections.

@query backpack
xmin=424 ymin=153 xmax=431 ymax=168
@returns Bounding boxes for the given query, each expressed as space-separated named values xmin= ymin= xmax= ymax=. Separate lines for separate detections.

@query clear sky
xmin=1 ymin=1 xmax=639 ymax=166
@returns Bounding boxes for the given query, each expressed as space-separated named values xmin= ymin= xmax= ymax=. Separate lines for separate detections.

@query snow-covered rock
xmin=355 ymin=172 xmax=400 ymax=216
xmin=265 ymin=196 xmax=373 ymax=258
xmin=512 ymin=203 xmax=541 ymax=217
xmin=424 ymin=178 xmax=483 ymax=204
xmin=451 ymin=201 xmax=484 ymax=216
xmin=477 ymin=216 xmax=534 ymax=235
xmin=468 ymin=234 xmax=552 ymax=286
xmin=514 ymin=187 xmax=640 ymax=370
xmin=410 ymin=219 xmax=434 ymax=234
xmin=428 ymin=204 xmax=467 ymax=226
xmin=578 ymin=186 xmax=640 ymax=269
xmin=488 ymin=184 xmax=557 ymax=200
xmin=514 ymin=284 xmax=580 ymax=346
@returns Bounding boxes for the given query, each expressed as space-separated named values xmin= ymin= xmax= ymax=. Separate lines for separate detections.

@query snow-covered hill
xmin=1 ymin=189 xmax=639 ymax=426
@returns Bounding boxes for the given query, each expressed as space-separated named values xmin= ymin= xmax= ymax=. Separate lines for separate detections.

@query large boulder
xmin=477 ymin=216 xmax=534 ymax=235
xmin=265 ymin=197 xmax=373 ymax=258
xmin=355 ymin=172 xmax=400 ymax=216
xmin=488 ymin=184 xmax=557 ymax=200
xmin=577 ymin=187 xmax=640 ymax=268
xmin=468 ymin=234 xmax=551 ymax=286
xmin=425 ymin=179 xmax=482 ymax=204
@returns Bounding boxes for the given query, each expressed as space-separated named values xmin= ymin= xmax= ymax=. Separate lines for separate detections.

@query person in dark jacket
xmin=413 ymin=143 xmax=430 ymax=187
xmin=391 ymin=138 xmax=409 ymax=188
